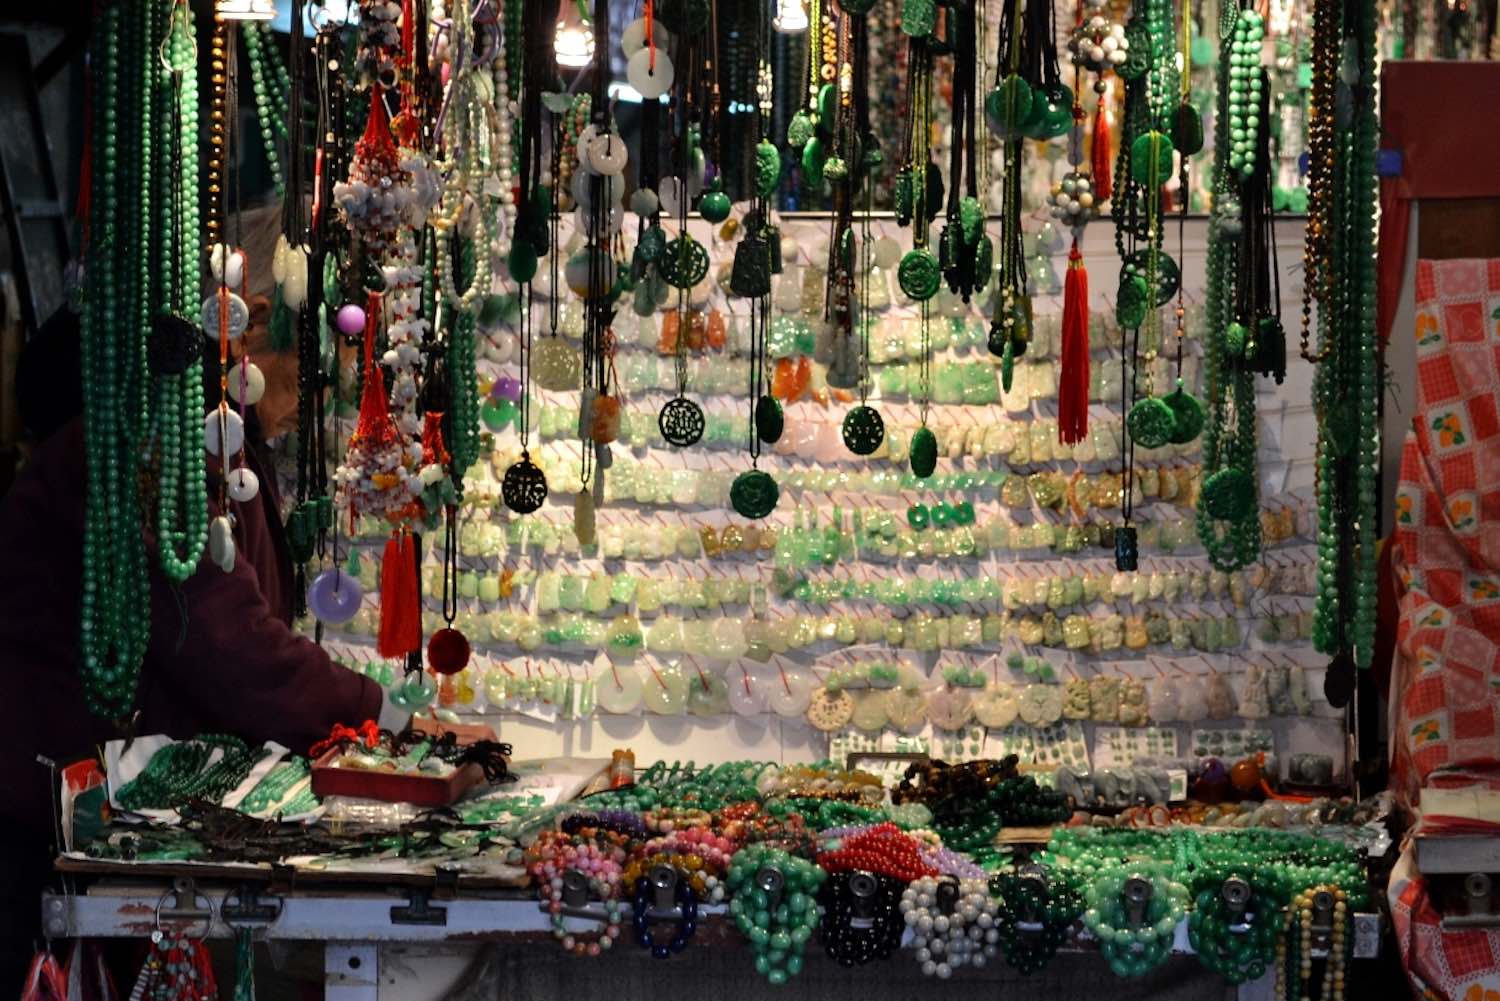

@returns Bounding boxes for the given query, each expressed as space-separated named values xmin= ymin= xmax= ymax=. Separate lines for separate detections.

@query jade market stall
xmin=3 ymin=0 xmax=1477 ymax=997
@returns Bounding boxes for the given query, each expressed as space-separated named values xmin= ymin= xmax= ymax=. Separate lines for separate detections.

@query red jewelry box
xmin=309 ymin=718 xmax=499 ymax=808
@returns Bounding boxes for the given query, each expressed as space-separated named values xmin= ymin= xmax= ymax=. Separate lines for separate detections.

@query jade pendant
xmin=910 ymin=426 xmax=938 ymax=478
xmin=985 ymin=75 xmax=1034 ymax=140
xmin=755 ymin=394 xmax=784 ymax=444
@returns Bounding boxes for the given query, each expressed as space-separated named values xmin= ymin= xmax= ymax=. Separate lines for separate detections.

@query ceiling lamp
xmin=555 ymin=21 xmax=595 ymax=69
xmin=216 ymin=0 xmax=278 ymax=20
xmin=773 ymin=0 xmax=808 ymax=32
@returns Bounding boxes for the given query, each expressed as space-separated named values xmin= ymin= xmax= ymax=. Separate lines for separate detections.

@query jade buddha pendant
xmin=755 ymin=141 xmax=782 ymax=199
xmin=787 ymin=110 xmax=814 ymax=149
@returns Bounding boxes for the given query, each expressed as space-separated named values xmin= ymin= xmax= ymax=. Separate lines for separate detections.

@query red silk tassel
xmin=1058 ymin=243 xmax=1090 ymax=445
xmin=378 ymin=530 xmax=421 ymax=658
xmin=1091 ymin=102 xmax=1112 ymax=203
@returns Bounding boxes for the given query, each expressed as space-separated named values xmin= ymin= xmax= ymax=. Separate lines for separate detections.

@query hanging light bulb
xmin=773 ymin=0 xmax=809 ymax=32
xmin=555 ymin=21 xmax=595 ymax=69
xmin=216 ymin=0 xmax=277 ymax=19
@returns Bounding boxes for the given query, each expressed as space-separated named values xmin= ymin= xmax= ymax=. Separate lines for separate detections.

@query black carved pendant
xmin=731 ymin=235 xmax=772 ymax=297
xmin=149 ymin=313 xmax=202 ymax=376
xmin=658 ymin=396 xmax=706 ymax=447
xmin=730 ymin=469 xmax=779 ymax=520
xmin=502 ymin=451 xmax=549 ymax=514
xmin=842 ymin=405 xmax=885 ymax=456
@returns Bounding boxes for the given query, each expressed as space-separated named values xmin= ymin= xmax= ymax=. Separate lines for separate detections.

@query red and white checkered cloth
xmin=1390 ymin=258 xmax=1500 ymax=802
xmin=1388 ymin=258 xmax=1500 ymax=1001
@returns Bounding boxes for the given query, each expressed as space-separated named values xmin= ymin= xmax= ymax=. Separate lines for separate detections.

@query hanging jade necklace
xmin=730 ymin=1 xmax=779 ymax=520
xmin=896 ymin=25 xmax=940 ymax=480
xmin=151 ymin=0 xmax=209 ymax=587
xmin=1305 ymin=0 xmax=1381 ymax=683
xmin=938 ymin=0 xmax=990 ymax=306
xmin=1195 ymin=2 xmax=1264 ymax=572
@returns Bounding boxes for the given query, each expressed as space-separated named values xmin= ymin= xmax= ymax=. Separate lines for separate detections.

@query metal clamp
xmin=390 ymin=887 xmax=448 ymax=926
xmin=1442 ymin=872 xmax=1498 ymax=929
xmin=1308 ymin=890 xmax=1335 ymax=952
xmin=1221 ymin=877 xmax=1252 ymax=933
xmin=847 ymin=871 xmax=879 ymax=925
xmin=155 ymin=877 xmax=215 ymax=941
xmin=1016 ymin=866 xmax=1051 ymax=934
xmin=220 ymin=884 xmax=282 ymax=927
xmin=1123 ymin=876 xmax=1154 ymax=928
xmin=934 ymin=878 xmax=960 ymax=917
xmin=645 ymin=864 xmax=682 ymax=918
xmin=757 ymin=864 xmax=785 ymax=911
xmin=546 ymin=868 xmax=615 ymax=923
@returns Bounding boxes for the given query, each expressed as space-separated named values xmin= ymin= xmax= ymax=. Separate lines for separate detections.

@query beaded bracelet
xmin=726 ymin=844 xmax=825 ymax=984
xmin=632 ymin=870 xmax=698 ymax=958
xmin=1187 ymin=864 xmax=1288 ymax=984
xmin=526 ymin=833 xmax=627 ymax=956
xmin=990 ymin=867 xmax=1086 ymax=974
xmin=902 ymin=875 xmax=1001 ymax=977
xmin=819 ymin=870 xmax=907 ymax=967
xmin=1082 ymin=861 xmax=1189 ymax=978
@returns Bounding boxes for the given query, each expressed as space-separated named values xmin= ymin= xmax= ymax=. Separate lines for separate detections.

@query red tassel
xmin=351 ymin=291 xmax=398 ymax=452
xmin=378 ymin=531 xmax=421 ymax=658
xmin=1058 ymin=243 xmax=1090 ymax=445
xmin=1091 ymin=100 xmax=1112 ymax=203
xmin=356 ymin=85 xmax=401 ymax=176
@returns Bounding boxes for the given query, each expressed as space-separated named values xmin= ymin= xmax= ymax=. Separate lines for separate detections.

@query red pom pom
xmin=427 ymin=627 xmax=471 ymax=675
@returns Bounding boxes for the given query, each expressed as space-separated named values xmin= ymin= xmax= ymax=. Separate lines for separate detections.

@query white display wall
xmin=313 ymin=213 xmax=1343 ymax=778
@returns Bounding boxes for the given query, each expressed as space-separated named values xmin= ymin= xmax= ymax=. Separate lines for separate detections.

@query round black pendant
xmin=910 ymin=426 xmax=938 ymax=479
xmin=1126 ymin=396 xmax=1177 ymax=449
xmin=730 ymin=469 xmax=779 ymax=520
xmin=755 ymin=394 xmax=784 ymax=444
xmin=658 ymin=396 xmax=706 ymax=447
xmin=502 ymin=452 xmax=549 ymax=515
xmin=842 ymin=405 xmax=885 ymax=456
xmin=149 ymin=313 xmax=202 ymax=376
xmin=660 ymin=236 xmax=709 ymax=290
xmin=1163 ymin=388 xmax=1205 ymax=444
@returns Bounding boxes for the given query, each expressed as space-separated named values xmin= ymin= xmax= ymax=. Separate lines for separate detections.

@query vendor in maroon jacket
xmin=0 ymin=208 xmax=399 ymax=992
